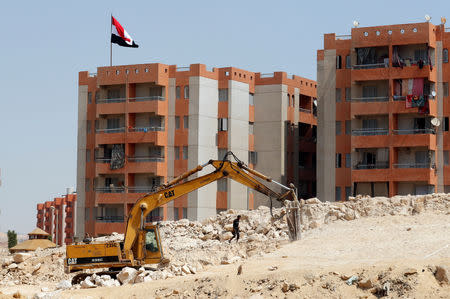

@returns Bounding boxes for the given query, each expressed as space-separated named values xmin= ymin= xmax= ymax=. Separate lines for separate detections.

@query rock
xmin=268 ymin=266 xmax=278 ymax=271
xmin=202 ymin=225 xmax=214 ymax=234
xmin=12 ymin=253 xmax=31 ymax=264
xmin=7 ymin=263 xmax=18 ymax=270
xmin=435 ymin=265 xmax=449 ymax=284
xmin=41 ymin=287 xmax=50 ymax=292
xmin=80 ymin=278 xmax=96 ymax=289
xmin=32 ymin=293 xmax=48 ymax=299
xmin=309 ymin=221 xmax=321 ymax=229
xmin=56 ymin=280 xmax=72 ymax=290
xmin=281 ymin=282 xmax=289 ymax=292
xmin=32 ymin=263 xmax=41 ymax=275
xmin=224 ymin=224 xmax=234 ymax=232
xmin=221 ymin=232 xmax=233 ymax=241
xmin=346 ymin=275 xmax=358 ymax=285
xmin=358 ymin=278 xmax=373 ymax=289
xmin=117 ymin=267 xmax=138 ymax=285
xmin=306 ymin=198 xmax=321 ymax=204
xmin=404 ymin=268 xmax=417 ymax=276
xmin=187 ymin=265 xmax=197 ymax=274
xmin=237 ymin=265 xmax=242 ymax=275
xmin=181 ymin=265 xmax=191 ymax=274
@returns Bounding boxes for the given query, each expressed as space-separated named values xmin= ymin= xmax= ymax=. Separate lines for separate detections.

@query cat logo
xmin=164 ymin=190 xmax=175 ymax=198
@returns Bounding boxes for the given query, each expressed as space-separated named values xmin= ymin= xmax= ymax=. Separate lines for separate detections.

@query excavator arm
xmin=122 ymin=152 xmax=296 ymax=261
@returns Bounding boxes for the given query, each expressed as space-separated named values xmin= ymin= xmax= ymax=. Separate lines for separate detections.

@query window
xmin=144 ymin=229 xmax=159 ymax=252
xmin=182 ymin=208 xmax=187 ymax=219
xmin=86 ymin=120 xmax=91 ymax=134
xmin=346 ymin=55 xmax=351 ymax=69
xmin=218 ymin=118 xmax=228 ymax=131
xmin=345 ymin=187 xmax=352 ymax=199
xmin=345 ymin=120 xmax=351 ymax=135
xmin=85 ymin=179 xmax=90 ymax=192
xmin=336 ymin=121 xmax=341 ymax=135
xmin=287 ymin=94 xmax=290 ymax=107
xmin=336 ymin=88 xmax=341 ymax=102
xmin=249 ymin=151 xmax=258 ymax=165
xmin=336 ymin=153 xmax=342 ymax=168
xmin=249 ymin=93 xmax=254 ymax=106
xmin=249 ymin=122 xmax=254 ymax=134
xmin=176 ymin=86 xmax=181 ymax=99
xmin=85 ymin=208 xmax=90 ymax=221
xmin=363 ymin=119 xmax=377 ymax=129
xmin=335 ymin=187 xmax=341 ymax=201
xmin=292 ymin=95 xmax=295 ymax=107
xmin=444 ymin=117 xmax=449 ymax=132
xmin=107 ymin=118 xmax=120 ymax=129
xmin=184 ymin=86 xmax=189 ymax=99
xmin=183 ymin=116 xmax=189 ymax=129
xmin=345 ymin=153 xmax=351 ymax=168
xmin=174 ymin=208 xmax=179 ymax=221
xmin=88 ymin=92 xmax=92 ymax=104
xmin=345 ymin=87 xmax=351 ymax=101
xmin=219 ymin=89 xmax=228 ymax=102
xmin=217 ymin=178 xmax=227 ymax=192
xmin=86 ymin=149 xmax=91 ymax=162
xmin=444 ymin=151 xmax=449 ymax=165
xmin=336 ymin=55 xmax=342 ymax=69
xmin=183 ymin=146 xmax=188 ymax=160
xmin=174 ymin=146 xmax=180 ymax=160
xmin=299 ymin=152 xmax=307 ymax=168
xmin=175 ymin=116 xmax=180 ymax=129
xmin=444 ymin=49 xmax=449 ymax=63
xmin=363 ymin=86 xmax=377 ymax=97
xmin=444 ymin=82 xmax=449 ymax=97
xmin=95 ymin=92 xmax=100 ymax=103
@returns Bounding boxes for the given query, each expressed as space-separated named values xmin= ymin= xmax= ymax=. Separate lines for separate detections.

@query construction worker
xmin=229 ymin=215 xmax=241 ymax=243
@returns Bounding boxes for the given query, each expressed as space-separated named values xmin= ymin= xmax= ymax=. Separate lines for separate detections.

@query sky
xmin=0 ymin=0 xmax=448 ymax=233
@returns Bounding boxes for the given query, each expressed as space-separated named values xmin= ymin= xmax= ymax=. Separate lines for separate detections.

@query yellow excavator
xmin=65 ymin=152 xmax=299 ymax=283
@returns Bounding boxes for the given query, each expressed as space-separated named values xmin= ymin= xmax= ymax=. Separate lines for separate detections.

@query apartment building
xmin=317 ymin=20 xmax=450 ymax=201
xmin=36 ymin=188 xmax=77 ymax=245
xmin=76 ymin=63 xmax=317 ymax=238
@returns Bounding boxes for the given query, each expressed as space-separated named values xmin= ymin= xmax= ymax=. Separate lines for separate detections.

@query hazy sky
xmin=0 ymin=0 xmax=447 ymax=233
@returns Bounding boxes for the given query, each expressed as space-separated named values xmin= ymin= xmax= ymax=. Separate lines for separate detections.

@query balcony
xmin=353 ymin=162 xmax=389 ymax=170
xmin=350 ymin=96 xmax=389 ymax=103
xmin=129 ymin=126 xmax=164 ymax=133
xmin=352 ymin=128 xmax=389 ymax=136
xmin=94 ymin=186 xmax=125 ymax=193
xmin=97 ymin=98 xmax=126 ymax=104
xmin=393 ymin=163 xmax=435 ymax=169
xmin=95 ymin=216 xmax=124 ymax=223
xmin=392 ymin=129 xmax=435 ymax=135
xmin=127 ymin=127 xmax=166 ymax=145
xmin=353 ymin=62 xmax=388 ymax=70
xmin=96 ymin=128 xmax=126 ymax=134
xmin=129 ymin=96 xmax=164 ymax=102
xmin=128 ymin=186 xmax=155 ymax=193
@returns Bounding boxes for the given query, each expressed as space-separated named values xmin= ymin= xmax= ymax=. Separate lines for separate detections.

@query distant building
xmin=36 ymin=188 xmax=76 ymax=245
xmin=9 ymin=228 xmax=57 ymax=253
xmin=76 ymin=63 xmax=317 ymax=238
xmin=317 ymin=21 xmax=450 ymax=201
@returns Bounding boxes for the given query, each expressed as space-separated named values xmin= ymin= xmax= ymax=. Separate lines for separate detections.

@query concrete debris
xmin=117 ymin=267 xmax=138 ymax=285
xmin=13 ymin=253 xmax=32 ymax=263
xmin=56 ymin=279 xmax=71 ymax=290
xmin=435 ymin=265 xmax=449 ymax=284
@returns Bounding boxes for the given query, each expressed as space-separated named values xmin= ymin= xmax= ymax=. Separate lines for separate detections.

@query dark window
xmin=86 ymin=120 xmax=91 ymax=134
xmin=183 ymin=146 xmax=188 ymax=160
xmin=336 ymin=121 xmax=341 ymax=135
xmin=176 ymin=86 xmax=181 ymax=99
xmin=299 ymin=152 xmax=307 ymax=168
xmin=345 ymin=88 xmax=351 ymax=101
xmin=346 ymin=55 xmax=351 ymax=69
xmin=444 ymin=49 xmax=449 ymax=63
xmin=335 ymin=187 xmax=341 ymax=201
xmin=86 ymin=149 xmax=91 ymax=162
xmin=174 ymin=147 xmax=180 ymax=160
xmin=175 ymin=116 xmax=180 ymax=129
xmin=345 ymin=187 xmax=352 ymax=199
xmin=88 ymin=92 xmax=92 ymax=104
xmin=183 ymin=116 xmax=189 ymax=129
xmin=219 ymin=89 xmax=228 ymax=102
xmin=444 ymin=117 xmax=449 ymax=132
xmin=184 ymin=86 xmax=189 ymax=99
xmin=336 ymin=55 xmax=342 ymax=69
xmin=336 ymin=153 xmax=342 ymax=168
xmin=345 ymin=153 xmax=351 ymax=168
xmin=249 ymin=93 xmax=254 ymax=106
xmin=345 ymin=120 xmax=351 ymax=135
xmin=336 ymin=88 xmax=341 ymax=102
xmin=218 ymin=118 xmax=228 ymax=131
xmin=249 ymin=151 xmax=258 ymax=165
xmin=444 ymin=82 xmax=449 ymax=97
xmin=444 ymin=151 xmax=449 ymax=165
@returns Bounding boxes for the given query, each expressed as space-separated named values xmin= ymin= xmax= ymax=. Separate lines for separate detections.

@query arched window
xmin=443 ymin=48 xmax=449 ymax=63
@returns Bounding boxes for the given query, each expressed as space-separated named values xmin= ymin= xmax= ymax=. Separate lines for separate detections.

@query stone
xmin=80 ymin=278 xmax=96 ymax=289
xmin=187 ymin=265 xmax=197 ymax=274
xmin=7 ymin=263 xmax=18 ymax=270
xmin=404 ymin=268 xmax=417 ymax=276
xmin=13 ymin=253 xmax=32 ymax=263
xmin=56 ymin=279 xmax=72 ymax=290
xmin=358 ymin=278 xmax=373 ymax=289
xmin=281 ymin=282 xmax=290 ymax=292
xmin=221 ymin=232 xmax=233 ymax=241
xmin=306 ymin=198 xmax=321 ymax=204
xmin=237 ymin=264 xmax=242 ymax=275
xmin=224 ymin=224 xmax=234 ymax=232
xmin=32 ymin=293 xmax=48 ymax=299
xmin=117 ymin=267 xmax=138 ymax=285
xmin=32 ymin=263 xmax=41 ymax=275
xmin=309 ymin=221 xmax=320 ymax=229
xmin=435 ymin=265 xmax=449 ymax=284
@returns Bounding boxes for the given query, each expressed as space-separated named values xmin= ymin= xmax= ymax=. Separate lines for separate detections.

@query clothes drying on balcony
xmin=110 ymin=144 xmax=125 ymax=170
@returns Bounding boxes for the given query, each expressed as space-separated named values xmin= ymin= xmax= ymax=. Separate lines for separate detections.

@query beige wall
xmin=317 ymin=49 xmax=337 ymax=201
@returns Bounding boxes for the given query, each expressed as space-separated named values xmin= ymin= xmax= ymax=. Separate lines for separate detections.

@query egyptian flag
xmin=111 ymin=16 xmax=139 ymax=48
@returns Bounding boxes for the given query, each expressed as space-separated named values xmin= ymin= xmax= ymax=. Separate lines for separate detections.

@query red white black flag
xmin=111 ymin=16 xmax=139 ymax=48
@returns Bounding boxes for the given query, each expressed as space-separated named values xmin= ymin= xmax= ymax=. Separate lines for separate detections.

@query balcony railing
xmin=128 ymin=186 xmax=157 ymax=193
xmin=352 ymin=128 xmax=389 ymax=136
xmin=392 ymin=129 xmax=435 ymax=135
xmin=353 ymin=162 xmax=389 ymax=170
xmin=128 ymin=96 xmax=165 ymax=102
xmin=299 ymin=107 xmax=312 ymax=113
xmin=97 ymin=98 xmax=126 ymax=104
xmin=128 ymin=126 xmax=164 ymax=132
xmin=393 ymin=163 xmax=436 ymax=169
xmin=95 ymin=157 xmax=112 ymax=163
xmin=350 ymin=96 xmax=389 ymax=102
xmin=128 ymin=156 xmax=164 ymax=162
xmin=393 ymin=95 xmax=406 ymax=101
xmin=353 ymin=62 xmax=388 ymax=70
xmin=96 ymin=216 xmax=124 ymax=223
xmin=94 ymin=187 xmax=125 ymax=193
xmin=96 ymin=127 xmax=126 ymax=134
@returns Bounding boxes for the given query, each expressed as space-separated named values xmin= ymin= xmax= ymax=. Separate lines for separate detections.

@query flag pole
xmin=110 ymin=14 xmax=112 ymax=66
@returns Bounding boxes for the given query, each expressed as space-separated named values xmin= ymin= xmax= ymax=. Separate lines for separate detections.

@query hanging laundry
xmin=418 ymin=59 xmax=424 ymax=69
xmin=402 ymin=79 xmax=409 ymax=96
xmin=419 ymin=97 xmax=429 ymax=114
xmin=427 ymin=46 xmax=433 ymax=71
xmin=412 ymin=78 xmax=424 ymax=96
xmin=411 ymin=96 xmax=420 ymax=108
xmin=408 ymin=79 xmax=414 ymax=95
xmin=406 ymin=95 xmax=413 ymax=108
xmin=394 ymin=79 xmax=402 ymax=96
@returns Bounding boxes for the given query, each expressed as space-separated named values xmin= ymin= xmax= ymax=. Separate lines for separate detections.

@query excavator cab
xmin=140 ymin=225 xmax=163 ymax=264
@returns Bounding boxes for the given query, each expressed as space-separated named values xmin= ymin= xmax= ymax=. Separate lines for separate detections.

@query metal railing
xmin=128 ymin=186 xmax=157 ymax=193
xmin=353 ymin=63 xmax=387 ymax=70
xmin=95 ymin=157 xmax=112 ymax=163
xmin=128 ymin=126 xmax=164 ymax=132
xmin=393 ymin=95 xmax=406 ymax=101
xmin=128 ymin=96 xmax=165 ymax=102
xmin=96 ymin=216 xmax=124 ymax=223
xmin=335 ymin=35 xmax=351 ymax=40
xmin=128 ymin=156 xmax=164 ymax=162
xmin=352 ymin=128 xmax=389 ymax=136
xmin=97 ymin=98 xmax=126 ymax=104
xmin=353 ymin=162 xmax=389 ymax=170
xmin=393 ymin=163 xmax=436 ymax=169
xmin=350 ymin=96 xmax=389 ymax=102
xmin=94 ymin=187 xmax=125 ymax=193
xmin=96 ymin=127 xmax=126 ymax=134
xmin=392 ymin=129 xmax=435 ymax=135
xmin=299 ymin=107 xmax=312 ymax=113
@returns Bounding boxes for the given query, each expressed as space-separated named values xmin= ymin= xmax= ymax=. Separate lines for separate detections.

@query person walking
xmin=229 ymin=215 xmax=241 ymax=243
